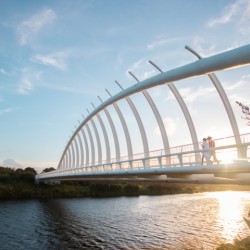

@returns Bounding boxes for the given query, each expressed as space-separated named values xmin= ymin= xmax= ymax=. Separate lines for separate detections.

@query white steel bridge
xmin=36 ymin=44 xmax=250 ymax=183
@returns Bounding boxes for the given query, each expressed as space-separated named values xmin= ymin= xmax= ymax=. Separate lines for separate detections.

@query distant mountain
xmin=1 ymin=159 xmax=25 ymax=169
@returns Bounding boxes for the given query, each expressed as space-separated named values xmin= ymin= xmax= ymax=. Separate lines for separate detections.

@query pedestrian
xmin=207 ymin=136 xmax=218 ymax=163
xmin=201 ymin=138 xmax=211 ymax=165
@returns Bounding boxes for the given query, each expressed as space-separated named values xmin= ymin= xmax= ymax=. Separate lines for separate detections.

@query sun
xmin=217 ymin=149 xmax=236 ymax=164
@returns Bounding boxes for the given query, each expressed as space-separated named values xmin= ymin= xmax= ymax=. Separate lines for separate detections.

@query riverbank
xmin=1 ymin=176 xmax=250 ymax=250
xmin=1 ymin=175 xmax=250 ymax=200
xmin=216 ymin=236 xmax=250 ymax=250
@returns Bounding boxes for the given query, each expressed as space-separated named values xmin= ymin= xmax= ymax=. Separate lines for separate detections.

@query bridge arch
xmin=56 ymin=44 xmax=250 ymax=175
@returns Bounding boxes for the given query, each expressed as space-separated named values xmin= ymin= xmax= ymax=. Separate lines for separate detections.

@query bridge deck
xmin=36 ymin=133 xmax=250 ymax=183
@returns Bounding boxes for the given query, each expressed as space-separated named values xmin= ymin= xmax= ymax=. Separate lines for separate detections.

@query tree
xmin=0 ymin=166 xmax=15 ymax=176
xmin=42 ymin=167 xmax=56 ymax=173
xmin=24 ymin=167 xmax=37 ymax=175
xmin=15 ymin=168 xmax=24 ymax=174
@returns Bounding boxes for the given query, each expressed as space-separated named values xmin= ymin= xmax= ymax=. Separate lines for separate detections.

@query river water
xmin=0 ymin=191 xmax=250 ymax=250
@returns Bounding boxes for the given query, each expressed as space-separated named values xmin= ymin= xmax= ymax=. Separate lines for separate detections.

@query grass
xmin=216 ymin=236 xmax=250 ymax=250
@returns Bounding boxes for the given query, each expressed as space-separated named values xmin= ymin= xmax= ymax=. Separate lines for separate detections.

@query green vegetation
xmin=216 ymin=236 xmax=250 ymax=250
xmin=1 ymin=166 xmax=250 ymax=200
xmin=170 ymin=236 xmax=250 ymax=250
xmin=1 ymin=166 xmax=250 ymax=249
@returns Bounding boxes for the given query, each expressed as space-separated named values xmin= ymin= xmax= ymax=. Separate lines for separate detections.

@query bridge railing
xmin=36 ymin=133 xmax=250 ymax=180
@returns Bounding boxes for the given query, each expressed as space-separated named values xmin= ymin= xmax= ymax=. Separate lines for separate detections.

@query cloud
xmin=154 ymin=117 xmax=177 ymax=136
xmin=208 ymin=1 xmax=240 ymax=26
xmin=126 ymin=58 xmax=155 ymax=81
xmin=238 ymin=2 xmax=250 ymax=34
xmin=225 ymin=74 xmax=250 ymax=104
xmin=147 ymin=36 xmax=185 ymax=50
xmin=177 ymin=86 xmax=215 ymax=103
xmin=224 ymin=80 xmax=243 ymax=91
xmin=17 ymin=9 xmax=56 ymax=45
xmin=0 ymin=108 xmax=13 ymax=115
xmin=0 ymin=68 xmax=6 ymax=74
xmin=32 ymin=51 xmax=69 ymax=70
xmin=208 ymin=0 xmax=250 ymax=33
xmin=17 ymin=68 xmax=42 ymax=94
xmin=191 ymin=37 xmax=217 ymax=57
xmin=1 ymin=159 xmax=24 ymax=169
xmin=189 ymin=36 xmax=243 ymax=58
xmin=41 ymin=81 xmax=101 ymax=96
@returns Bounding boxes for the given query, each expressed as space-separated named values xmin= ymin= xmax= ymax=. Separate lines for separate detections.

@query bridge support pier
xmin=177 ymin=153 xmax=183 ymax=166
xmin=238 ymin=145 xmax=248 ymax=159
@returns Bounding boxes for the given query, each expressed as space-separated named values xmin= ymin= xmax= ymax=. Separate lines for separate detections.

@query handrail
xmin=37 ymin=137 xmax=250 ymax=179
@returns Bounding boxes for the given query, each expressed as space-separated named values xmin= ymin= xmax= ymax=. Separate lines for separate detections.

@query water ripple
xmin=1 ymin=192 xmax=250 ymax=249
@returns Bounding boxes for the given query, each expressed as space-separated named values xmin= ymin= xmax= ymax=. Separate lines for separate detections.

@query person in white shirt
xmin=201 ymin=138 xmax=211 ymax=165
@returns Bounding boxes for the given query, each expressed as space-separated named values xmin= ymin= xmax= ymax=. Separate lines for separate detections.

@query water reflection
xmin=1 ymin=192 xmax=250 ymax=249
xmin=207 ymin=191 xmax=249 ymax=242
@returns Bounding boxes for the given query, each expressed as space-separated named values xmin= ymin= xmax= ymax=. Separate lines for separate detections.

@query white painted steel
xmin=143 ymin=91 xmax=170 ymax=153
xmin=126 ymin=97 xmax=149 ymax=161
xmin=76 ymin=133 xmax=84 ymax=167
xmin=103 ymin=108 xmax=120 ymax=163
xmin=90 ymin=118 xmax=102 ymax=164
xmin=81 ymin=129 xmax=89 ymax=166
xmin=105 ymin=87 xmax=133 ymax=161
xmin=148 ymin=60 xmax=200 ymax=162
xmin=57 ymin=44 xmax=250 ymax=170
xmin=71 ymin=141 xmax=76 ymax=167
xmin=96 ymin=113 xmax=111 ymax=163
xmin=73 ymin=138 xmax=80 ymax=167
xmin=68 ymin=145 xmax=73 ymax=168
xmin=36 ymin=136 xmax=250 ymax=181
xmin=129 ymin=71 xmax=170 ymax=155
xmin=185 ymin=45 xmax=242 ymax=150
xmin=65 ymin=150 xmax=69 ymax=168
xmin=115 ymin=81 xmax=148 ymax=163
xmin=113 ymin=103 xmax=133 ymax=160
xmin=85 ymin=123 xmax=95 ymax=166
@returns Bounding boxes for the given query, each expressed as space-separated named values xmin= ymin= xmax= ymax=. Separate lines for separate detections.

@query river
xmin=0 ymin=191 xmax=250 ymax=249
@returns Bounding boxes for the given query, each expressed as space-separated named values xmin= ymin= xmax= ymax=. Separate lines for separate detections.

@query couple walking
xmin=201 ymin=136 xmax=218 ymax=165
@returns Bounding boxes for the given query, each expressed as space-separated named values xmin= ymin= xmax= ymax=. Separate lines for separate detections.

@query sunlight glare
xmin=218 ymin=150 xmax=235 ymax=164
xmin=208 ymin=191 xmax=245 ymax=242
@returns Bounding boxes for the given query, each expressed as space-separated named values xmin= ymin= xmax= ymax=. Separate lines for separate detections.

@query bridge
xmin=36 ymin=44 xmax=250 ymax=184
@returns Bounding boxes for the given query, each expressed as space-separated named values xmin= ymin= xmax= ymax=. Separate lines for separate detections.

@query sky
xmin=0 ymin=0 xmax=250 ymax=172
